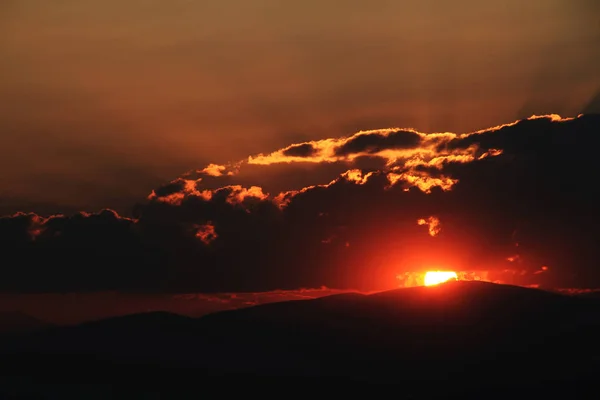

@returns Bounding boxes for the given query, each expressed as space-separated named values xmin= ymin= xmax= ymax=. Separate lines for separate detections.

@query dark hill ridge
xmin=0 ymin=311 xmax=52 ymax=333
xmin=2 ymin=281 xmax=600 ymax=396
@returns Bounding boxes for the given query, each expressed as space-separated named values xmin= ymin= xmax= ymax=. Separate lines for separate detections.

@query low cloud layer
xmin=2 ymin=114 xmax=600 ymax=292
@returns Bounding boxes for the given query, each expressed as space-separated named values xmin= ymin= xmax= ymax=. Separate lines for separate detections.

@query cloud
xmin=418 ymin=216 xmax=441 ymax=237
xmin=246 ymin=127 xmax=464 ymax=167
xmin=334 ymin=129 xmax=422 ymax=156
xmin=1 ymin=114 xmax=599 ymax=292
xmin=200 ymin=164 xmax=227 ymax=177
xmin=282 ymin=143 xmax=319 ymax=158
xmin=194 ymin=223 xmax=218 ymax=245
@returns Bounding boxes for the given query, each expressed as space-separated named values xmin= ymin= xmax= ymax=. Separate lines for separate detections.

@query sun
xmin=424 ymin=271 xmax=458 ymax=286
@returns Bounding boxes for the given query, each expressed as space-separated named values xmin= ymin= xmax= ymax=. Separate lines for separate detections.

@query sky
xmin=0 ymin=1 xmax=599 ymax=295
xmin=1 ymin=0 xmax=599 ymax=214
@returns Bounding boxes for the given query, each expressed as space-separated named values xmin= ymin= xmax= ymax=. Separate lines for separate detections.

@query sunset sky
xmin=1 ymin=1 xmax=600 ymax=297
xmin=1 ymin=0 xmax=599 ymax=214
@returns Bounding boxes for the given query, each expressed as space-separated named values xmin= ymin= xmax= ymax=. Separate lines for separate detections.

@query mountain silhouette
xmin=0 ymin=311 xmax=52 ymax=334
xmin=2 ymin=281 xmax=600 ymax=397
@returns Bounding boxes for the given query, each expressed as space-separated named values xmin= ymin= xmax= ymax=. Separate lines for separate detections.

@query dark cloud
xmin=334 ymin=129 xmax=422 ymax=156
xmin=282 ymin=143 xmax=318 ymax=158
xmin=1 ymin=114 xmax=599 ymax=292
xmin=0 ymin=198 xmax=83 ymax=219
xmin=152 ymin=178 xmax=192 ymax=198
xmin=1 ymin=210 xmax=168 ymax=292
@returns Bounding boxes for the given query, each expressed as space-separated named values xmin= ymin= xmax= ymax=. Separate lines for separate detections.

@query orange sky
xmin=1 ymin=0 xmax=599 ymax=215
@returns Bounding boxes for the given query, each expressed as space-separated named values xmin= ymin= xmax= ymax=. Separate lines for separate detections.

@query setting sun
xmin=424 ymin=271 xmax=458 ymax=286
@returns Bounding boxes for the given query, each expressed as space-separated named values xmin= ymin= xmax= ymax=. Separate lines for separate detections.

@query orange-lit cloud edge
xmin=149 ymin=114 xmax=573 ymax=207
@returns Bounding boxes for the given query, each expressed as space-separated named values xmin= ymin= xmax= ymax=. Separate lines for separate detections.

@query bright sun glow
xmin=424 ymin=271 xmax=458 ymax=286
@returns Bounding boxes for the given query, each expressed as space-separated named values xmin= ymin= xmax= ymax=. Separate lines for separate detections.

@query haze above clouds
xmin=1 ymin=0 xmax=598 ymax=213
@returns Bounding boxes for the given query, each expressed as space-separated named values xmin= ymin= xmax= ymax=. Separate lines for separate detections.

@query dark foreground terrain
xmin=2 ymin=281 xmax=600 ymax=398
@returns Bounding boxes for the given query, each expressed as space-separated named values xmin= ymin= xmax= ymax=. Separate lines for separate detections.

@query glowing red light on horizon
xmin=423 ymin=271 xmax=458 ymax=286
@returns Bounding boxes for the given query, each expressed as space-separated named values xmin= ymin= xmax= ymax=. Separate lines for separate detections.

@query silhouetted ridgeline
xmin=0 ymin=312 xmax=52 ymax=334
xmin=1 ymin=281 xmax=600 ymax=397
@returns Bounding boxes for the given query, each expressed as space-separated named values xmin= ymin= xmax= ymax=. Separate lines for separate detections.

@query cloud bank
xmin=2 ymin=114 xmax=599 ymax=292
